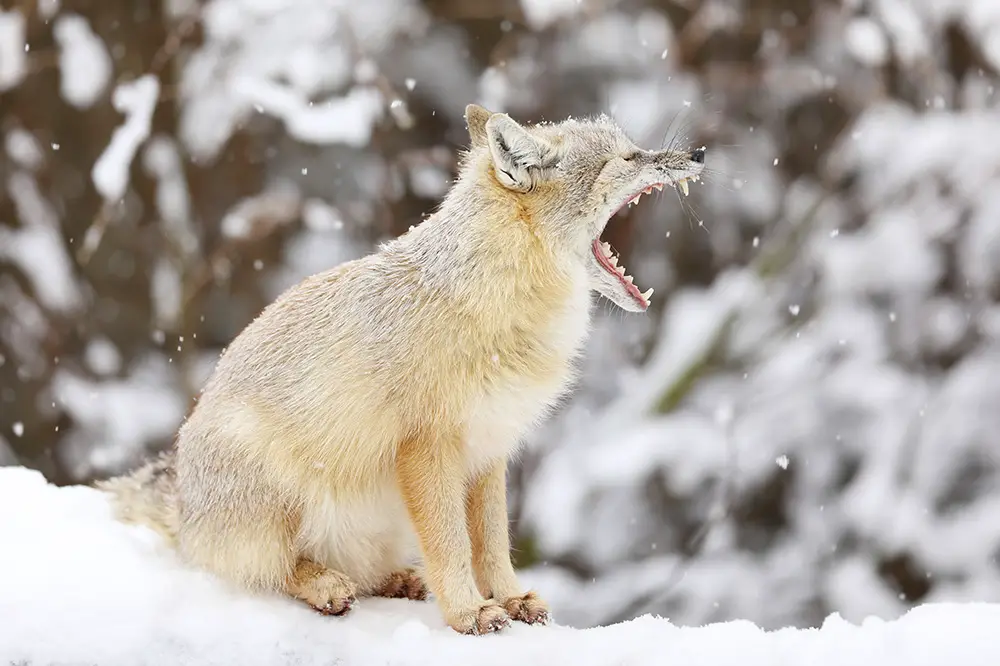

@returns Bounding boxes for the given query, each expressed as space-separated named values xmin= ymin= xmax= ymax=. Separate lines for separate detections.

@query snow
xmin=874 ymin=0 xmax=932 ymax=64
xmin=0 ymin=10 xmax=27 ymax=91
xmin=302 ymin=197 xmax=346 ymax=232
xmin=520 ymin=0 xmax=582 ymax=30
xmin=37 ymin=0 xmax=60 ymax=19
xmin=0 ymin=465 xmax=998 ymax=666
xmin=219 ymin=180 xmax=301 ymax=240
xmin=845 ymin=17 xmax=890 ymax=67
xmin=150 ymin=257 xmax=183 ymax=331
xmin=233 ymin=78 xmax=385 ymax=147
xmin=408 ymin=163 xmax=450 ymax=199
xmin=142 ymin=136 xmax=200 ymax=260
xmin=91 ymin=75 xmax=161 ymax=202
xmin=49 ymin=355 xmax=188 ymax=480
xmin=53 ymin=14 xmax=113 ymax=108
xmin=177 ymin=0 xmax=425 ymax=160
xmin=84 ymin=337 xmax=123 ymax=376
xmin=817 ymin=209 xmax=943 ymax=300
xmin=0 ymin=172 xmax=83 ymax=314
xmin=5 ymin=127 xmax=44 ymax=170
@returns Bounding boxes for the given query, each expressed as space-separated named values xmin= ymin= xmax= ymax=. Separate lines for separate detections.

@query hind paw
xmin=374 ymin=567 xmax=428 ymax=601
xmin=287 ymin=559 xmax=358 ymax=617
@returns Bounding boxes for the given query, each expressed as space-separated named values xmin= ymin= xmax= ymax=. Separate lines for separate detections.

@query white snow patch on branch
xmin=143 ymin=136 xmax=201 ymax=260
xmin=519 ymin=0 xmax=581 ymax=30
xmin=5 ymin=128 xmax=44 ymax=170
xmin=845 ymin=17 xmax=889 ymax=67
xmin=49 ymin=356 xmax=187 ymax=480
xmin=92 ymin=75 xmax=161 ymax=202
xmin=233 ymin=78 xmax=384 ymax=147
xmin=0 ymin=173 xmax=83 ymax=314
xmin=150 ymin=257 xmax=183 ymax=331
xmin=0 ymin=10 xmax=27 ymax=91
xmin=0 ymin=466 xmax=998 ymax=665
xmin=38 ymin=0 xmax=61 ymax=19
xmin=53 ymin=14 xmax=113 ymax=108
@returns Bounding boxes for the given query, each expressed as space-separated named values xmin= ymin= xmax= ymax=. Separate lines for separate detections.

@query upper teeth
xmin=675 ymin=174 xmax=700 ymax=197
xmin=626 ymin=183 xmax=666 ymax=208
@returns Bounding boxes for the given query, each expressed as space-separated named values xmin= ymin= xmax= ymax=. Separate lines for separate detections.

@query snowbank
xmin=1 ymin=465 xmax=998 ymax=666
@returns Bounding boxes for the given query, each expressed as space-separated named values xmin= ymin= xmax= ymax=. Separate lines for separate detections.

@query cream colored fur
xmin=99 ymin=103 xmax=705 ymax=635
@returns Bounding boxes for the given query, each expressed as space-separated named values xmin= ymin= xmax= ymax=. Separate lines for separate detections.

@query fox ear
xmin=465 ymin=104 xmax=492 ymax=148
xmin=484 ymin=113 xmax=555 ymax=192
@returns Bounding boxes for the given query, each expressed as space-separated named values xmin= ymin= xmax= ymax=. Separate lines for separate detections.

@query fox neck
xmin=396 ymin=161 xmax=587 ymax=321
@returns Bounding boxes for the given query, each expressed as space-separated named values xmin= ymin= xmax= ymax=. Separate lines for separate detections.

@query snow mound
xmin=1 ymin=465 xmax=999 ymax=666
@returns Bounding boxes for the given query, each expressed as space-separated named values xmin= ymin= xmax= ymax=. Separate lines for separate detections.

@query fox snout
xmin=690 ymin=147 xmax=706 ymax=163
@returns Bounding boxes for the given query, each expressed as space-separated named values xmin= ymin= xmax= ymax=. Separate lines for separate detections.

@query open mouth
xmin=591 ymin=175 xmax=700 ymax=310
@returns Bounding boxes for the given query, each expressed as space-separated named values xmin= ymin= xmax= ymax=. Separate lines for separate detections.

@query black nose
xmin=690 ymin=148 xmax=706 ymax=164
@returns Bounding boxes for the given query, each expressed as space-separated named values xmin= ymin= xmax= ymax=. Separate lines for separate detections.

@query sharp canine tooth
xmin=654 ymin=183 xmax=663 ymax=191
xmin=641 ymin=288 xmax=654 ymax=301
xmin=678 ymin=179 xmax=689 ymax=196
xmin=644 ymin=187 xmax=652 ymax=194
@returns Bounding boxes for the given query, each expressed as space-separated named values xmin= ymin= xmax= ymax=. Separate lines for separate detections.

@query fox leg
xmin=178 ymin=453 xmax=301 ymax=597
xmin=371 ymin=567 xmax=428 ymax=601
xmin=286 ymin=558 xmax=358 ymax=615
xmin=396 ymin=429 xmax=510 ymax=635
xmin=177 ymin=439 xmax=360 ymax=617
xmin=466 ymin=460 xmax=550 ymax=625
xmin=179 ymin=494 xmax=359 ymax=616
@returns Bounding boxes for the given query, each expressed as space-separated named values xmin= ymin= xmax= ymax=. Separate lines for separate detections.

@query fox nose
xmin=689 ymin=148 xmax=706 ymax=164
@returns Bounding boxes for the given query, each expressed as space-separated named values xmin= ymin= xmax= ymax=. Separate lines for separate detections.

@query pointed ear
xmin=484 ymin=113 xmax=556 ymax=192
xmin=465 ymin=104 xmax=492 ymax=148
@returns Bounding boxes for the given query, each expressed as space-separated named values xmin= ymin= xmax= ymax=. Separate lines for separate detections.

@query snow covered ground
xmin=1 ymin=466 xmax=999 ymax=666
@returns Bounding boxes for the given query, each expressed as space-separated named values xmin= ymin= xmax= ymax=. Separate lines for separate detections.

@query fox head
xmin=463 ymin=103 xmax=705 ymax=313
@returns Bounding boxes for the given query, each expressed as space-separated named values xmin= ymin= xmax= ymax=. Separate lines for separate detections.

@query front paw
xmin=501 ymin=591 xmax=550 ymax=626
xmin=448 ymin=600 xmax=511 ymax=635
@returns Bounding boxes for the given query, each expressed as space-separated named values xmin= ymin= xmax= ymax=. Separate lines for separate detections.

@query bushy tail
xmin=96 ymin=448 xmax=181 ymax=545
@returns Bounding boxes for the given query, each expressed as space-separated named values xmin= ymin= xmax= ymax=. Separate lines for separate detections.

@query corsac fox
xmin=99 ymin=103 xmax=706 ymax=635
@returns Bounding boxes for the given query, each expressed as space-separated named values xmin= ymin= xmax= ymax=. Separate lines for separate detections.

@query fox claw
xmin=318 ymin=595 xmax=355 ymax=616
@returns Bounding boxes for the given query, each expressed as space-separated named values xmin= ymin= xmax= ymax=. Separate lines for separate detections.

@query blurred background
xmin=3 ymin=0 xmax=1000 ymax=632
